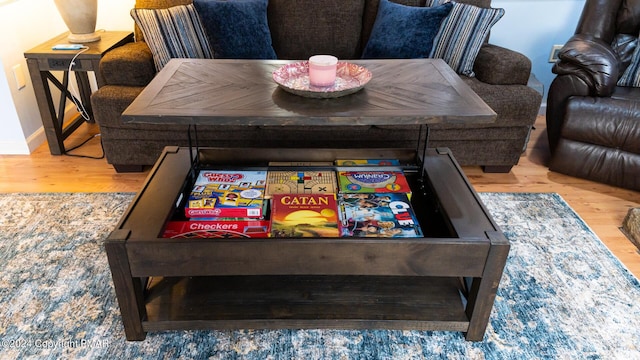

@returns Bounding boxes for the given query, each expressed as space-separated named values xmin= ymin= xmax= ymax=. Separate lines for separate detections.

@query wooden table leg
xmin=105 ymin=230 xmax=148 ymax=341
xmin=464 ymin=230 xmax=510 ymax=341
xmin=26 ymin=58 xmax=65 ymax=155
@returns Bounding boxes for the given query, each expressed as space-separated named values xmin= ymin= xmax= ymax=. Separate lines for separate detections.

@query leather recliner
xmin=546 ymin=0 xmax=640 ymax=191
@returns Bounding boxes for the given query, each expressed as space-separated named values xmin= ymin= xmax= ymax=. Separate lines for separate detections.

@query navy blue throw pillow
xmin=362 ymin=0 xmax=453 ymax=59
xmin=193 ymin=0 xmax=277 ymax=59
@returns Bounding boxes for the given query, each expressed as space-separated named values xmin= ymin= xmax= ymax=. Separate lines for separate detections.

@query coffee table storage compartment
xmin=106 ymin=147 xmax=509 ymax=342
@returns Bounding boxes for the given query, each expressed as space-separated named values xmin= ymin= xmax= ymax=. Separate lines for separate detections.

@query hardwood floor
xmin=1 ymin=116 xmax=639 ymax=278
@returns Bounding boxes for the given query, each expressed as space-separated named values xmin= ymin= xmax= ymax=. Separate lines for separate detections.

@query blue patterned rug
xmin=0 ymin=192 xmax=639 ymax=359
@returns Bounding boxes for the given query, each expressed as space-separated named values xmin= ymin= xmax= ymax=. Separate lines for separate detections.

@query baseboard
xmin=26 ymin=127 xmax=47 ymax=153
xmin=22 ymin=104 xmax=80 ymax=154
xmin=539 ymin=102 xmax=546 ymax=116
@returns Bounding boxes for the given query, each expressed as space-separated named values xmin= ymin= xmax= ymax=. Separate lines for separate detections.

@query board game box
xmin=337 ymin=193 xmax=423 ymax=238
xmin=186 ymin=199 xmax=271 ymax=221
xmin=335 ymin=159 xmax=401 ymax=166
xmin=266 ymin=170 xmax=337 ymax=198
xmin=270 ymin=194 xmax=340 ymax=238
xmin=337 ymin=170 xmax=411 ymax=195
xmin=185 ymin=170 xmax=267 ymax=218
xmin=268 ymin=161 xmax=334 ymax=166
xmin=162 ymin=219 xmax=270 ymax=238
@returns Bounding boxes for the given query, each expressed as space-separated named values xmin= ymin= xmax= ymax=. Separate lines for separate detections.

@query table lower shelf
xmin=143 ymin=275 xmax=470 ymax=332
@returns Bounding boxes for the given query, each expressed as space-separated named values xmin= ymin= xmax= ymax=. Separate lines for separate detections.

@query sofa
xmin=91 ymin=0 xmax=542 ymax=173
xmin=546 ymin=0 xmax=640 ymax=191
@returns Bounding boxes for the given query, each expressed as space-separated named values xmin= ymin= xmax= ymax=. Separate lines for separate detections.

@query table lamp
xmin=54 ymin=0 xmax=101 ymax=43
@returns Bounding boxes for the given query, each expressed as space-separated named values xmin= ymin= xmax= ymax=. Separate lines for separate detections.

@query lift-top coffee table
xmin=106 ymin=59 xmax=508 ymax=341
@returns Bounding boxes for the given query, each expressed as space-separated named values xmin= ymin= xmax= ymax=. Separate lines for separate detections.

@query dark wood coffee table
xmin=106 ymin=59 xmax=508 ymax=342
xmin=122 ymin=58 xmax=495 ymax=126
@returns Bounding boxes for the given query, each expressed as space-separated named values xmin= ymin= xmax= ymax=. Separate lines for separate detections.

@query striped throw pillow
xmin=429 ymin=2 xmax=504 ymax=76
xmin=618 ymin=38 xmax=640 ymax=87
xmin=131 ymin=4 xmax=213 ymax=71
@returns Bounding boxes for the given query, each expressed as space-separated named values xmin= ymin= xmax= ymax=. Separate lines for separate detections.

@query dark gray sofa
xmin=91 ymin=0 xmax=542 ymax=173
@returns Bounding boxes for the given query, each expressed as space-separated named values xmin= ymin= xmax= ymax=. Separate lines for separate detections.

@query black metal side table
xmin=24 ymin=31 xmax=133 ymax=155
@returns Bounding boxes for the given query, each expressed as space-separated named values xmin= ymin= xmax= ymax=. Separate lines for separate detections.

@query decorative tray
xmin=272 ymin=61 xmax=372 ymax=98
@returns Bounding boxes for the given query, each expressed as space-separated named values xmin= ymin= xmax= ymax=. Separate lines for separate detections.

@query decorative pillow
xmin=193 ymin=0 xmax=277 ymax=59
xmin=429 ymin=2 xmax=505 ymax=77
xmin=618 ymin=37 xmax=640 ymax=87
xmin=361 ymin=0 xmax=453 ymax=59
xmin=131 ymin=4 xmax=213 ymax=71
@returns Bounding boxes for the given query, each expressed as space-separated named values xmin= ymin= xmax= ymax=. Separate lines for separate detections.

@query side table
xmin=24 ymin=31 xmax=133 ymax=155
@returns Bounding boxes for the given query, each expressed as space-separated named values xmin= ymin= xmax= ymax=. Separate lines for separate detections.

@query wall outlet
xmin=12 ymin=63 xmax=26 ymax=90
xmin=549 ymin=45 xmax=563 ymax=63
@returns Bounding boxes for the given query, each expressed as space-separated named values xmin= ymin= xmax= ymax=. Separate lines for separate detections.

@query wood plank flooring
xmin=0 ymin=116 xmax=638 ymax=278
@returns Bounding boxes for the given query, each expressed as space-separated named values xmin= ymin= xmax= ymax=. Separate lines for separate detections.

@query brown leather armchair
xmin=546 ymin=0 xmax=640 ymax=191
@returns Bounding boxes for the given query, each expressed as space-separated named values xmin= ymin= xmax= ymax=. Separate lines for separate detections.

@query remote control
xmin=52 ymin=44 xmax=85 ymax=50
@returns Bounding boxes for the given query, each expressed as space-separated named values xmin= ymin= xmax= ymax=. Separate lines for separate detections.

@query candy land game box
xmin=337 ymin=170 xmax=411 ymax=195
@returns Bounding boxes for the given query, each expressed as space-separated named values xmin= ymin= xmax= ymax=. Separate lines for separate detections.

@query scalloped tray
xmin=272 ymin=61 xmax=372 ymax=98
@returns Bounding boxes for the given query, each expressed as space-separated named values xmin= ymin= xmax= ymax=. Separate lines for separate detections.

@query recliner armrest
xmin=552 ymin=34 xmax=620 ymax=96
xmin=100 ymin=41 xmax=156 ymax=87
xmin=472 ymin=44 xmax=532 ymax=85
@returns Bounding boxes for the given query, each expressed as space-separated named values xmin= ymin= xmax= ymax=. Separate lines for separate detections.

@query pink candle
xmin=308 ymin=55 xmax=338 ymax=87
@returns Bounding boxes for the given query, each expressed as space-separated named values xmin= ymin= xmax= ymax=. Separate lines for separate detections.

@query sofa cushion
xmin=560 ymin=97 xmax=640 ymax=154
xmin=611 ymin=33 xmax=637 ymax=73
xmin=268 ymin=0 xmax=365 ymax=60
xmin=430 ymin=1 xmax=504 ymax=77
xmin=131 ymin=4 xmax=213 ymax=71
xmin=617 ymin=0 xmax=640 ymax=36
xmin=459 ymin=77 xmax=542 ymax=127
xmin=99 ymin=42 xmax=157 ymax=86
xmin=361 ymin=0 xmax=452 ymax=59
xmin=193 ymin=0 xmax=276 ymax=59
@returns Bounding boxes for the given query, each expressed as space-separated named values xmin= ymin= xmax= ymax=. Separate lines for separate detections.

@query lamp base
xmin=67 ymin=32 xmax=101 ymax=43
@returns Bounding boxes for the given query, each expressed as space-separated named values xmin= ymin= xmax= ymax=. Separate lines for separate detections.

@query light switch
xmin=12 ymin=63 xmax=26 ymax=90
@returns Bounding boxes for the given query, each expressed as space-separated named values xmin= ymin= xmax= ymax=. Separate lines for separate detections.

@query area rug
xmin=0 ymin=193 xmax=639 ymax=359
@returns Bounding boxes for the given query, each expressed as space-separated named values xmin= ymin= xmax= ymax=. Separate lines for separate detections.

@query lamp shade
xmin=54 ymin=0 xmax=100 ymax=43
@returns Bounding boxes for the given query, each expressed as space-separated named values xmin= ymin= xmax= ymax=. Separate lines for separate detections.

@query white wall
xmin=0 ymin=0 xmax=583 ymax=154
xmin=0 ymin=0 xmax=60 ymax=154
xmin=0 ymin=56 xmax=30 ymax=154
